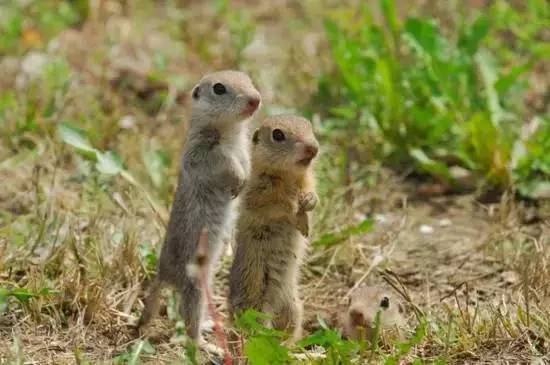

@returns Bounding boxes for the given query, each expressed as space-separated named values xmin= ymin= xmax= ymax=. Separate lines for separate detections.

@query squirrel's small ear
xmin=252 ymin=129 xmax=259 ymax=144
xmin=192 ymin=85 xmax=200 ymax=99
xmin=398 ymin=302 xmax=404 ymax=313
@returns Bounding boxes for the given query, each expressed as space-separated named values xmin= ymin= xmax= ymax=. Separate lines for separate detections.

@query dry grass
xmin=1 ymin=1 xmax=549 ymax=364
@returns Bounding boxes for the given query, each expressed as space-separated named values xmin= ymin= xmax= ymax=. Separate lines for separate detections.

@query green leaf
xmin=458 ymin=15 xmax=489 ymax=55
xmin=96 ymin=151 xmax=124 ymax=175
xmin=0 ymin=287 xmax=55 ymax=305
xmin=298 ymin=328 xmax=359 ymax=364
xmin=129 ymin=340 xmax=155 ymax=365
xmin=517 ymin=180 xmax=550 ymax=199
xmin=404 ymin=18 xmax=441 ymax=60
xmin=245 ymin=336 xmax=289 ymax=365
xmin=313 ymin=219 xmax=373 ymax=248
xmin=57 ymin=122 xmax=97 ymax=159
xmin=476 ymin=50 xmax=505 ymax=126
xmin=410 ymin=148 xmax=452 ymax=182
xmin=234 ymin=309 xmax=286 ymax=338
xmin=380 ymin=0 xmax=400 ymax=46
xmin=299 ymin=328 xmax=342 ymax=348
xmin=494 ymin=63 xmax=531 ymax=95
xmin=142 ymin=148 xmax=170 ymax=188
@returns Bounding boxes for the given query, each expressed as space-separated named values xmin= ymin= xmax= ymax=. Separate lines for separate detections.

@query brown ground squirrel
xmin=341 ymin=285 xmax=406 ymax=341
xmin=138 ymin=70 xmax=261 ymax=341
xmin=228 ymin=115 xmax=319 ymax=341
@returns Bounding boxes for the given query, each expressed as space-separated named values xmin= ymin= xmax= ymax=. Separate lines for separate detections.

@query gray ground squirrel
xmin=138 ymin=70 xmax=261 ymax=340
xmin=228 ymin=115 xmax=319 ymax=341
xmin=341 ymin=285 xmax=406 ymax=341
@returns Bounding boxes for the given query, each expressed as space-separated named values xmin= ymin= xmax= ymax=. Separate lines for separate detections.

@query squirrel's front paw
xmin=299 ymin=192 xmax=318 ymax=212
xmin=228 ymin=164 xmax=247 ymax=199
xmin=230 ymin=176 xmax=246 ymax=199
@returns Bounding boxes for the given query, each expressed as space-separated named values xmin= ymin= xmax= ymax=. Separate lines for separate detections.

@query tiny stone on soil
xmin=419 ymin=224 xmax=434 ymax=234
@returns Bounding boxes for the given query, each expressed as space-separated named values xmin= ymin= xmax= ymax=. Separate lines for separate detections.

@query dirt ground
xmin=2 ymin=182 xmax=548 ymax=364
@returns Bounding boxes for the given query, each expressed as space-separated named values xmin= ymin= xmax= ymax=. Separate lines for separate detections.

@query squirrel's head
xmin=251 ymin=115 xmax=319 ymax=175
xmin=347 ymin=286 xmax=404 ymax=336
xmin=190 ymin=70 xmax=261 ymax=127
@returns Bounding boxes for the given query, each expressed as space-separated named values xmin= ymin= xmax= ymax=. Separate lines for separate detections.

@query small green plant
xmin=57 ymin=122 xmax=166 ymax=220
xmin=0 ymin=286 xmax=55 ymax=311
xmin=299 ymin=325 xmax=359 ymax=365
xmin=317 ymin=0 xmax=547 ymax=197
xmin=235 ymin=309 xmax=291 ymax=365
xmin=512 ymin=116 xmax=550 ymax=199
xmin=114 ymin=340 xmax=155 ymax=365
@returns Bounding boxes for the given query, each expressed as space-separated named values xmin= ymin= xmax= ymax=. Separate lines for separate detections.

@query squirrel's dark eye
xmin=272 ymin=129 xmax=285 ymax=142
xmin=380 ymin=296 xmax=390 ymax=309
xmin=213 ymin=83 xmax=226 ymax=95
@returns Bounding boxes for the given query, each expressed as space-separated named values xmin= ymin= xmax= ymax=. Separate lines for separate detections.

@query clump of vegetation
xmin=316 ymin=0 xmax=548 ymax=197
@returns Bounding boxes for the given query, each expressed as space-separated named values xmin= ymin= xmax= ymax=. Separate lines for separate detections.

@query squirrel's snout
xmin=242 ymin=96 xmax=261 ymax=116
xmin=304 ymin=144 xmax=318 ymax=159
xmin=248 ymin=97 xmax=260 ymax=110
xmin=297 ymin=143 xmax=318 ymax=166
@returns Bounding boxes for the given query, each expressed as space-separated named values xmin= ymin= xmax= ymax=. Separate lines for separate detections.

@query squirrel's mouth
xmin=297 ymin=156 xmax=314 ymax=166
xmin=241 ymin=107 xmax=256 ymax=117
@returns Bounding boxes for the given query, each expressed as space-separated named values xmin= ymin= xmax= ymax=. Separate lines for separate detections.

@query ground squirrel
xmin=342 ymin=285 xmax=406 ymax=341
xmin=228 ymin=115 xmax=319 ymax=341
xmin=138 ymin=70 xmax=261 ymax=340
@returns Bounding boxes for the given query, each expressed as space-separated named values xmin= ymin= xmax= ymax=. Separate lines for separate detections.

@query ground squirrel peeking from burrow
xmin=137 ymin=70 xmax=261 ymax=341
xmin=341 ymin=285 xmax=406 ymax=342
xmin=228 ymin=115 xmax=319 ymax=341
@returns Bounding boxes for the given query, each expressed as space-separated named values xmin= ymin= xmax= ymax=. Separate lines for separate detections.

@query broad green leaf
xmin=234 ymin=309 xmax=287 ymax=338
xmin=518 ymin=180 xmax=550 ymax=199
xmin=458 ymin=15 xmax=489 ymax=55
xmin=0 ymin=287 xmax=55 ymax=305
xmin=404 ymin=18 xmax=440 ymax=60
xmin=96 ymin=151 xmax=124 ymax=175
xmin=245 ymin=336 xmax=289 ymax=365
xmin=410 ymin=148 xmax=452 ymax=182
xmin=57 ymin=122 xmax=97 ymax=159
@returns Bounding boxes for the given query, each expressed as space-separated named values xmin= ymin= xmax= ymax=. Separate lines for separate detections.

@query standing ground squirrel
xmin=341 ymin=285 xmax=406 ymax=341
xmin=138 ymin=70 xmax=261 ymax=341
xmin=229 ymin=115 xmax=319 ymax=341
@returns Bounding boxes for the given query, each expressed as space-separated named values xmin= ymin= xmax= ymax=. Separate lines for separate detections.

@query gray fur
xmin=138 ymin=71 xmax=260 ymax=340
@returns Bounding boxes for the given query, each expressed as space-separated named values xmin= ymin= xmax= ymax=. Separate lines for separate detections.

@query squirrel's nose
xmin=247 ymin=97 xmax=260 ymax=110
xmin=304 ymin=144 xmax=318 ymax=159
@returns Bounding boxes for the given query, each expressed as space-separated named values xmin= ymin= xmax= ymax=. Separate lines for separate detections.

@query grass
xmin=0 ymin=0 xmax=549 ymax=364
xmin=314 ymin=0 xmax=549 ymax=197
